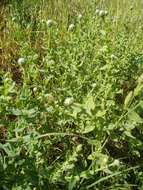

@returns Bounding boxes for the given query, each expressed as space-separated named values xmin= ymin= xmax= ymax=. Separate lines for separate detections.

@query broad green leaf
xmin=82 ymin=121 xmax=95 ymax=134
xmin=68 ymin=176 xmax=80 ymax=190
xmin=96 ymin=110 xmax=106 ymax=117
xmin=139 ymin=101 xmax=143 ymax=109
xmin=128 ymin=110 xmax=143 ymax=123
xmin=134 ymin=84 xmax=143 ymax=96
xmin=124 ymin=91 xmax=134 ymax=109
xmin=71 ymin=103 xmax=82 ymax=118
xmin=83 ymin=94 xmax=95 ymax=115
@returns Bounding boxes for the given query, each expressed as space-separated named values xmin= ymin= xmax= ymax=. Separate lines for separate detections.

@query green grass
xmin=1 ymin=0 xmax=143 ymax=189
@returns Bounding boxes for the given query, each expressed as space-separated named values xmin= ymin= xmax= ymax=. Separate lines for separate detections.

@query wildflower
xmin=99 ymin=10 xmax=108 ymax=17
xmin=68 ymin=24 xmax=75 ymax=32
xmin=48 ymin=60 xmax=55 ymax=66
xmin=64 ymin=97 xmax=74 ymax=106
xmin=17 ymin=57 xmax=25 ymax=64
xmin=91 ymin=83 xmax=97 ymax=88
xmin=110 ymin=54 xmax=117 ymax=60
xmin=45 ymin=93 xmax=55 ymax=104
xmin=78 ymin=14 xmax=83 ymax=20
xmin=46 ymin=106 xmax=54 ymax=114
xmin=112 ymin=159 xmax=120 ymax=166
xmin=33 ymin=87 xmax=37 ymax=92
xmin=46 ymin=19 xmax=53 ymax=27
xmin=12 ymin=17 xmax=16 ymax=22
xmin=99 ymin=10 xmax=105 ymax=17
xmin=95 ymin=9 xmax=100 ymax=15
xmin=104 ymin=10 xmax=108 ymax=16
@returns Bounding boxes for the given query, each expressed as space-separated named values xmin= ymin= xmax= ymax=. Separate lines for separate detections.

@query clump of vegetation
xmin=1 ymin=0 xmax=143 ymax=189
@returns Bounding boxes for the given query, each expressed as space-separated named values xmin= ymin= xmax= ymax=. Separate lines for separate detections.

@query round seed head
xmin=104 ymin=10 xmax=108 ymax=16
xmin=68 ymin=24 xmax=75 ymax=32
xmin=33 ymin=87 xmax=37 ymax=92
xmin=99 ymin=10 xmax=105 ymax=17
xmin=111 ymin=54 xmax=117 ymax=60
xmin=113 ymin=159 xmax=120 ymax=166
xmin=12 ymin=17 xmax=16 ymax=22
xmin=95 ymin=9 xmax=100 ymax=15
xmin=64 ymin=97 xmax=74 ymax=106
xmin=78 ymin=14 xmax=83 ymax=20
xmin=17 ymin=57 xmax=25 ymax=64
xmin=46 ymin=19 xmax=53 ymax=27
xmin=91 ymin=83 xmax=97 ymax=88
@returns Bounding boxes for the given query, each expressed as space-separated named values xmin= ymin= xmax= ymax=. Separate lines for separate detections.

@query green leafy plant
xmin=1 ymin=0 xmax=143 ymax=189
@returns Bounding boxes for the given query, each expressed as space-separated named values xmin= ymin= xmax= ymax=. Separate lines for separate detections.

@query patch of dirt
xmin=0 ymin=126 xmax=7 ymax=144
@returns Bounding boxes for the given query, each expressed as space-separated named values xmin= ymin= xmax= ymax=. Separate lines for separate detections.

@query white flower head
xmin=91 ymin=83 xmax=97 ymax=88
xmin=104 ymin=10 xmax=108 ymax=16
xmin=111 ymin=54 xmax=117 ymax=60
xmin=112 ymin=159 xmax=120 ymax=166
xmin=64 ymin=97 xmax=74 ymax=106
xmin=12 ymin=17 xmax=16 ymax=22
xmin=48 ymin=60 xmax=55 ymax=66
xmin=68 ymin=24 xmax=75 ymax=32
xmin=46 ymin=19 xmax=53 ymax=27
xmin=78 ymin=14 xmax=83 ymax=20
xmin=17 ymin=57 xmax=25 ymax=64
xmin=99 ymin=10 xmax=105 ymax=17
xmin=33 ymin=87 xmax=37 ymax=92
xmin=95 ymin=9 xmax=100 ymax=15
